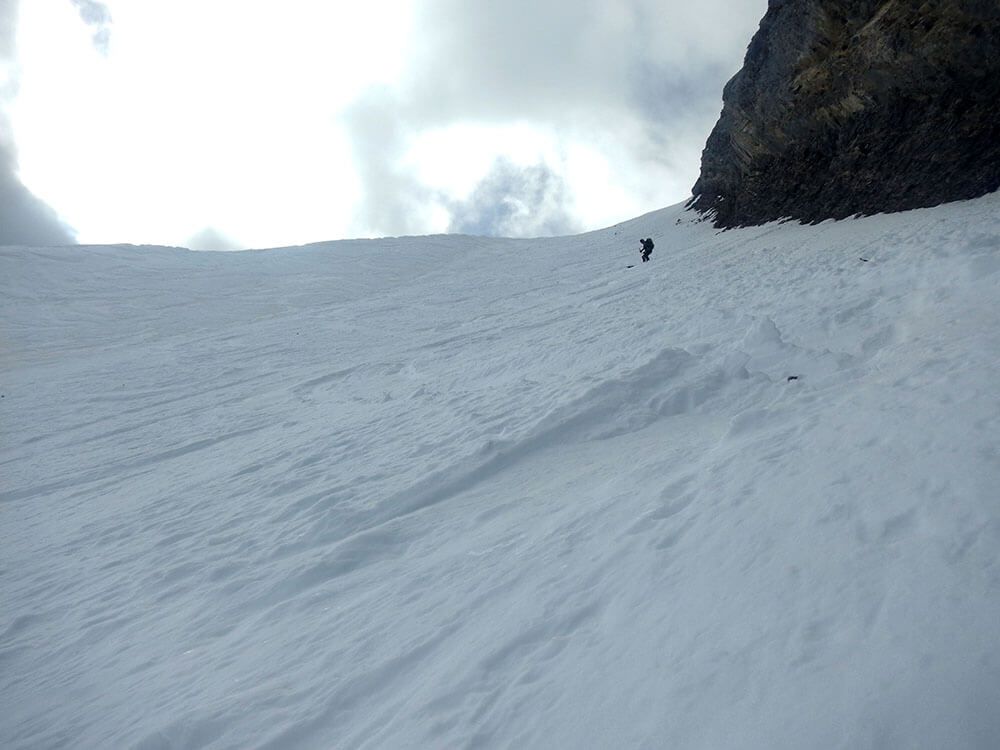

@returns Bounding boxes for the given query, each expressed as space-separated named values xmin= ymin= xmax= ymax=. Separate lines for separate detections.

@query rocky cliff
xmin=690 ymin=0 xmax=1000 ymax=227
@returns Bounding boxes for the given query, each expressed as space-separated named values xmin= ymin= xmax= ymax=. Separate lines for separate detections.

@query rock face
xmin=691 ymin=0 xmax=1000 ymax=227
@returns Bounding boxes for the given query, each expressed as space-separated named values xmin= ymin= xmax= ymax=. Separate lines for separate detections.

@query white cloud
xmin=448 ymin=157 xmax=580 ymax=238
xmin=0 ymin=0 xmax=75 ymax=246
xmin=7 ymin=0 xmax=768 ymax=246
xmin=339 ymin=0 xmax=768 ymax=237
xmin=185 ymin=226 xmax=242 ymax=251
xmin=69 ymin=0 xmax=112 ymax=54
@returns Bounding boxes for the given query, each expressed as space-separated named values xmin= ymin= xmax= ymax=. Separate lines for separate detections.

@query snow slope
xmin=2 ymin=193 xmax=1000 ymax=749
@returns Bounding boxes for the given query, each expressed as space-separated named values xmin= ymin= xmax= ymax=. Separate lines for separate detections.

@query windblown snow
xmin=2 ymin=193 xmax=1000 ymax=749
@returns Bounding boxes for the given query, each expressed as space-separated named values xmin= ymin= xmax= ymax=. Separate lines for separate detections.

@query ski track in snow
xmin=2 ymin=195 xmax=1000 ymax=749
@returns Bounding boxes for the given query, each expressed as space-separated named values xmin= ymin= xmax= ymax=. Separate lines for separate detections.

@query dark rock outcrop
xmin=690 ymin=0 xmax=1000 ymax=228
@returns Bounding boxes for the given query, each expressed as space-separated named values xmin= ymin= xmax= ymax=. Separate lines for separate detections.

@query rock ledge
xmin=691 ymin=0 xmax=1000 ymax=228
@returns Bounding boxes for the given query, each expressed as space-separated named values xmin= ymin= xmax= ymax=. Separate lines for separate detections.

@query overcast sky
xmin=1 ymin=0 xmax=766 ymax=249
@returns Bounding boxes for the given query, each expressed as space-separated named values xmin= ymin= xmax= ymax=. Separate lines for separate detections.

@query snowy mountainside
xmin=2 ymin=193 xmax=1000 ymax=749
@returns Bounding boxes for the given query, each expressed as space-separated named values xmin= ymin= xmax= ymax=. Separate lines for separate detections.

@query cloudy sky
xmin=1 ymin=0 xmax=766 ymax=249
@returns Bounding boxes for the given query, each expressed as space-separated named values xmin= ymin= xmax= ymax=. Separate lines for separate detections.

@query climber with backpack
xmin=640 ymin=237 xmax=654 ymax=262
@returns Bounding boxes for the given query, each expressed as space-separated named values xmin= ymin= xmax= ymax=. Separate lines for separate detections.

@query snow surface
xmin=2 ymin=193 xmax=1000 ymax=749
